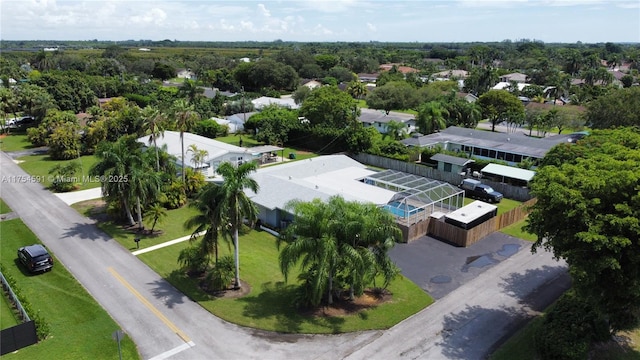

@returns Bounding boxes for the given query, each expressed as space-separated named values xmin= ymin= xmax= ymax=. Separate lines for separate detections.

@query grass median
xmin=0 ymin=219 xmax=140 ymax=360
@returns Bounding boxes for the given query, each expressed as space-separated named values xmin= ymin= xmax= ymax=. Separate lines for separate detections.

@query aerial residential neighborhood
xmin=1 ymin=1 xmax=639 ymax=360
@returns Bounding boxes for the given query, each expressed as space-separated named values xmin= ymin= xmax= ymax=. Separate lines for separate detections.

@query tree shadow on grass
xmin=438 ymin=305 xmax=529 ymax=360
xmin=236 ymin=281 xmax=346 ymax=334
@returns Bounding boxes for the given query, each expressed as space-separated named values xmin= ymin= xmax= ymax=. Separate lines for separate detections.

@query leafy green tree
xmin=416 ymin=101 xmax=449 ymax=134
xmin=292 ymin=86 xmax=311 ymax=105
xmin=48 ymin=161 xmax=81 ymax=192
xmin=47 ymin=121 xmax=81 ymax=160
xmin=151 ymin=62 xmax=176 ymax=80
xmin=178 ymin=79 xmax=204 ymax=104
xmin=247 ymin=104 xmax=300 ymax=145
xmin=299 ymin=86 xmax=357 ymax=128
xmin=477 ymin=90 xmax=525 ymax=131
xmin=585 ymin=87 xmax=640 ymax=129
xmin=366 ymin=81 xmax=418 ymax=114
xmin=525 ymin=128 xmax=640 ymax=332
xmin=215 ymin=161 xmax=260 ymax=289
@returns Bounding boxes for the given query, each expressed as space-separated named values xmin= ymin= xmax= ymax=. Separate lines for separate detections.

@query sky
xmin=1 ymin=0 xmax=639 ymax=43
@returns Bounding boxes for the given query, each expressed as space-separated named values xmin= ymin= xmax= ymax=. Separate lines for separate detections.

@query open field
xmin=0 ymin=219 xmax=139 ymax=360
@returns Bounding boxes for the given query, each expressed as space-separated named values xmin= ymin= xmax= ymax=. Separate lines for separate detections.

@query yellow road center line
xmin=108 ymin=267 xmax=191 ymax=343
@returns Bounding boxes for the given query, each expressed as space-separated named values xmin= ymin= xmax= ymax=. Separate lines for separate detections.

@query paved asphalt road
xmin=0 ymin=151 xmax=570 ymax=360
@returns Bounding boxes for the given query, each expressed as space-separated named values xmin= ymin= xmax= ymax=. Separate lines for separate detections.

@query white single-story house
xmin=358 ymin=108 xmax=416 ymax=135
xmin=302 ymin=80 xmax=322 ymax=89
xmin=176 ymin=69 xmax=195 ymax=79
xmin=137 ymin=131 xmax=256 ymax=177
xmin=246 ymin=155 xmax=464 ymax=233
xmin=492 ymin=82 xmax=530 ymax=91
xmin=251 ymin=96 xmax=299 ymax=110
xmin=499 ymin=73 xmax=528 ymax=83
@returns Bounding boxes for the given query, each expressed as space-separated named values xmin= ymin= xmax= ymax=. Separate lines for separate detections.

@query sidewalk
xmin=55 ymin=187 xmax=103 ymax=205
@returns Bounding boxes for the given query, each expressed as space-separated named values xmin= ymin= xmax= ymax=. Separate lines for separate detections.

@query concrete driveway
xmin=390 ymin=233 xmax=531 ymax=299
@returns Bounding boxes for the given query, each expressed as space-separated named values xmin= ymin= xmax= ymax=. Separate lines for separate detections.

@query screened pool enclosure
xmin=365 ymin=170 xmax=465 ymax=226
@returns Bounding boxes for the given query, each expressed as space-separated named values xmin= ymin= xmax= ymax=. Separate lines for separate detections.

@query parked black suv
xmin=17 ymin=244 xmax=53 ymax=273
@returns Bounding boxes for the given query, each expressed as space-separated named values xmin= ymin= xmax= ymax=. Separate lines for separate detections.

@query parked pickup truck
xmin=459 ymin=179 xmax=503 ymax=203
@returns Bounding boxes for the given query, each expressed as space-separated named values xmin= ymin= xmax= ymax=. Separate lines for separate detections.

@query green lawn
xmin=500 ymin=218 xmax=537 ymax=242
xmin=490 ymin=310 xmax=640 ymax=360
xmin=137 ymin=229 xmax=433 ymax=334
xmin=0 ymin=292 xmax=19 ymax=329
xmin=73 ymin=202 xmax=200 ymax=251
xmin=0 ymin=219 xmax=140 ymax=360
xmin=463 ymin=197 xmax=521 ymax=215
xmin=17 ymin=154 xmax=100 ymax=191
xmin=0 ymin=198 xmax=12 ymax=214
xmin=0 ymin=134 xmax=33 ymax=152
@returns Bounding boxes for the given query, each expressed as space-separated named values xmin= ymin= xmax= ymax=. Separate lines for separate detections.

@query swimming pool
xmin=384 ymin=201 xmax=425 ymax=218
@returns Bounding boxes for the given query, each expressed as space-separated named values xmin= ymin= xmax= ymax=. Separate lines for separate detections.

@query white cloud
xmin=367 ymin=22 xmax=377 ymax=32
xmin=257 ymin=3 xmax=271 ymax=17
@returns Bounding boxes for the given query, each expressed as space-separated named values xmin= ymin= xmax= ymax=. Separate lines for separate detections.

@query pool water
xmin=384 ymin=201 xmax=425 ymax=218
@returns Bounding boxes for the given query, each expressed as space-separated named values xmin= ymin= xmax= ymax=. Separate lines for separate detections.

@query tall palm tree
xmin=216 ymin=161 xmax=259 ymax=289
xmin=187 ymin=144 xmax=209 ymax=169
xmin=458 ymin=101 xmax=482 ymax=129
xmin=416 ymin=101 xmax=449 ymax=134
xmin=184 ymin=183 xmax=231 ymax=265
xmin=141 ymin=105 xmax=166 ymax=171
xmin=128 ymin=165 xmax=162 ymax=232
xmin=171 ymin=99 xmax=200 ymax=183
xmin=145 ymin=203 xmax=167 ymax=234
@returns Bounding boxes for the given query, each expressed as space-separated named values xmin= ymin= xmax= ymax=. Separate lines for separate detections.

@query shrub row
xmin=0 ymin=264 xmax=50 ymax=340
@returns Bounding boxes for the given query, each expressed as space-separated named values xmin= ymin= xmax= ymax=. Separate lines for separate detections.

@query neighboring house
xmin=492 ymin=82 xmax=530 ymax=91
xmin=202 ymin=87 xmax=236 ymax=99
xmin=499 ymin=73 xmax=528 ymax=83
xmin=136 ymin=131 xmax=255 ymax=177
xmin=358 ymin=73 xmax=379 ymax=83
xmin=301 ymin=79 xmax=322 ymax=89
xmin=457 ymin=92 xmax=478 ymax=103
xmin=225 ymin=112 xmax=257 ymax=133
xmin=358 ymin=108 xmax=416 ymax=135
xmin=431 ymin=69 xmax=468 ymax=80
xmin=430 ymin=153 xmax=474 ymax=174
xmin=401 ymin=126 xmax=574 ymax=166
xmin=379 ymin=63 xmax=419 ymax=74
xmin=176 ymin=69 xmax=195 ymax=79
xmin=481 ymin=163 xmax=535 ymax=187
xmin=239 ymin=57 xmax=251 ymax=63
xmin=251 ymin=96 xmax=299 ymax=110
xmin=138 ymin=48 xmax=151 ymax=52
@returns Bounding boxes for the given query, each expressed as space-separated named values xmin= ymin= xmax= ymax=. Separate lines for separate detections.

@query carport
xmin=481 ymin=163 xmax=535 ymax=186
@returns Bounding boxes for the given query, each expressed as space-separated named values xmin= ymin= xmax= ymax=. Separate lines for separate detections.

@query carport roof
xmin=482 ymin=163 xmax=535 ymax=182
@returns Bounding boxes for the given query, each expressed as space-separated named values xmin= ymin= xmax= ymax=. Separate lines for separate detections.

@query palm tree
xmin=140 ymin=105 xmax=166 ymax=171
xmin=184 ymin=183 xmax=231 ymax=265
xmin=145 ymin=203 xmax=167 ymax=233
xmin=458 ymin=101 xmax=482 ymax=129
xmin=215 ymin=161 xmax=259 ymax=289
xmin=346 ymin=81 xmax=367 ymax=100
xmin=384 ymin=120 xmax=408 ymax=140
xmin=171 ymin=99 xmax=200 ymax=183
xmin=187 ymin=144 xmax=209 ymax=170
xmin=91 ymin=136 xmax=144 ymax=226
xmin=128 ymin=165 xmax=162 ymax=232
xmin=179 ymin=79 xmax=204 ymax=104
xmin=279 ymin=198 xmax=338 ymax=306
xmin=416 ymin=101 xmax=449 ymax=134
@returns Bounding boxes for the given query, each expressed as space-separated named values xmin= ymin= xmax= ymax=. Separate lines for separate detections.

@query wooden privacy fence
xmin=422 ymin=198 xmax=537 ymax=246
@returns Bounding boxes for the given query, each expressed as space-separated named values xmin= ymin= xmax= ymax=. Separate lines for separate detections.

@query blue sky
xmin=1 ymin=0 xmax=639 ymax=43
